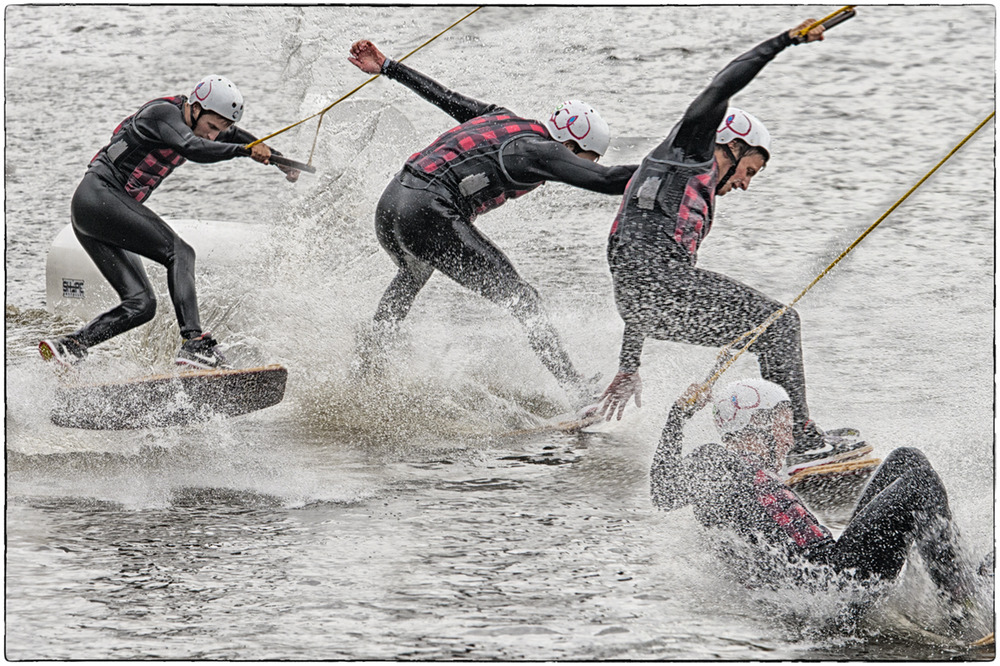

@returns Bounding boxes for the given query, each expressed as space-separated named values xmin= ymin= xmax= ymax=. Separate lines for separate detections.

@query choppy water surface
xmin=5 ymin=5 xmax=995 ymax=660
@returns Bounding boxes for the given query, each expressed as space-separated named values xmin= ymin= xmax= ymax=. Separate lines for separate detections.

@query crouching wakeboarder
xmin=653 ymin=378 xmax=988 ymax=632
xmin=39 ymin=75 xmax=300 ymax=370
xmin=347 ymin=40 xmax=638 ymax=407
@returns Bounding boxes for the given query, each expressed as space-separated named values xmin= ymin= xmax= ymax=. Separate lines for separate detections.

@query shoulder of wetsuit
xmin=688 ymin=443 xmax=748 ymax=481
xmin=137 ymin=98 xmax=184 ymax=122
xmin=127 ymin=99 xmax=187 ymax=145
xmin=506 ymin=133 xmax=559 ymax=153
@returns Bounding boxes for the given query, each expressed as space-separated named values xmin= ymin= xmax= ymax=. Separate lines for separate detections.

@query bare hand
xmin=349 ymin=40 xmax=386 ymax=74
xmin=599 ymin=371 xmax=642 ymax=421
xmin=277 ymin=164 xmax=300 ymax=183
xmin=790 ymin=18 xmax=825 ymax=44
xmin=249 ymin=143 xmax=271 ymax=164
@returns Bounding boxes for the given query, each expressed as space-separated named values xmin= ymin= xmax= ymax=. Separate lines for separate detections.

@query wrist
xmin=670 ymin=401 xmax=698 ymax=423
xmin=380 ymin=57 xmax=395 ymax=75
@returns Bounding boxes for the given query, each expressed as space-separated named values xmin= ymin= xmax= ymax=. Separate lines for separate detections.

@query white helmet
xmin=190 ymin=75 xmax=244 ymax=122
xmin=712 ymin=378 xmax=790 ymax=436
xmin=546 ymin=100 xmax=611 ymax=156
xmin=716 ymin=108 xmax=771 ymax=161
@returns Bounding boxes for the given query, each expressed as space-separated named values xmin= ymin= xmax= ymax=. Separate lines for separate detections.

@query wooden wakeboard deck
xmin=785 ymin=455 xmax=882 ymax=509
xmin=786 ymin=454 xmax=881 ymax=484
xmin=52 ymin=364 xmax=287 ymax=430
xmin=500 ymin=413 xmax=604 ymax=438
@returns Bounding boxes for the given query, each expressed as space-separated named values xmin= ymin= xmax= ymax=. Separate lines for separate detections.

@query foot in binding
xmin=39 ymin=336 xmax=87 ymax=367
xmin=176 ymin=332 xmax=229 ymax=370
xmin=785 ymin=420 xmax=870 ymax=470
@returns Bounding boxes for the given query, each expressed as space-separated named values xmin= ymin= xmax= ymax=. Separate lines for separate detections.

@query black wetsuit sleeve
xmin=618 ymin=321 xmax=649 ymax=373
xmin=503 ymin=137 xmax=638 ymax=193
xmin=382 ymin=58 xmax=502 ymax=124
xmin=218 ymin=125 xmax=255 ymax=146
xmin=654 ymin=30 xmax=794 ymax=163
xmin=650 ymin=404 xmax=695 ymax=510
xmin=132 ymin=102 xmax=248 ymax=163
xmin=217 ymin=125 xmax=285 ymax=158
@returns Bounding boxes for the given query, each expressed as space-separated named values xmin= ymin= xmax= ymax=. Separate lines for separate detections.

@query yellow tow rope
xmin=686 ymin=110 xmax=996 ymax=405
xmin=245 ymin=5 xmax=483 ymax=165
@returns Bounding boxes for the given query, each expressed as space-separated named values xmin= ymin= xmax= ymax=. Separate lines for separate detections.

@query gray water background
xmin=4 ymin=5 xmax=996 ymax=660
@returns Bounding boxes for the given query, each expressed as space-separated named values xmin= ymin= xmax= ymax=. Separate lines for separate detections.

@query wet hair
xmin=191 ymin=102 xmax=234 ymax=127
xmin=728 ymin=138 xmax=769 ymax=165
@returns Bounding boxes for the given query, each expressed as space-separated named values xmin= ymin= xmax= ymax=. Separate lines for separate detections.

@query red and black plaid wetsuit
xmin=68 ymin=96 xmax=258 ymax=349
xmin=608 ymin=31 xmax=818 ymax=450
xmin=403 ymin=113 xmax=548 ymax=219
xmin=652 ymin=405 xmax=969 ymax=600
xmin=368 ymin=58 xmax=636 ymax=400
xmin=94 ymin=96 xmax=189 ymax=202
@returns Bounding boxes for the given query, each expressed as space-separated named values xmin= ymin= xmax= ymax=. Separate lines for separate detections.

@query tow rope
xmin=686 ymin=110 xmax=996 ymax=405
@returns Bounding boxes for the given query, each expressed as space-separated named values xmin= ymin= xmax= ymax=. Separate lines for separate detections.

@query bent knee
xmin=173 ymin=238 xmax=196 ymax=265
xmin=884 ymin=446 xmax=932 ymax=470
xmin=122 ymin=293 xmax=157 ymax=324
xmin=777 ymin=306 xmax=801 ymax=329
xmin=503 ymin=283 xmax=543 ymax=320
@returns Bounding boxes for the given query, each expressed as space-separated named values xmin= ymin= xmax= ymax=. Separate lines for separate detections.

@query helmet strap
xmin=715 ymin=142 xmax=742 ymax=194
xmin=188 ymin=102 xmax=202 ymax=129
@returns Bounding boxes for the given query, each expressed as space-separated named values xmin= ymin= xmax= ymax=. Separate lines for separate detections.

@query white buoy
xmin=45 ymin=219 xmax=269 ymax=320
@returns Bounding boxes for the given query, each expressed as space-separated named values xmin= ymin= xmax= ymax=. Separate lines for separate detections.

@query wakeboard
xmin=51 ymin=364 xmax=287 ymax=430
xmin=786 ymin=456 xmax=882 ymax=509
xmin=880 ymin=607 xmax=995 ymax=654
xmin=499 ymin=412 xmax=604 ymax=438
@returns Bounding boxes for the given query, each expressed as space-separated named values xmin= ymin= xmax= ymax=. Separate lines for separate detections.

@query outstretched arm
xmin=650 ymin=383 xmax=712 ymax=509
xmin=136 ymin=103 xmax=246 ymax=163
xmin=664 ymin=19 xmax=827 ymax=163
xmin=135 ymin=103 xmax=298 ymax=181
xmin=349 ymin=39 xmax=500 ymax=124
xmin=503 ymin=137 xmax=638 ymax=193
xmin=219 ymin=125 xmax=300 ymax=182
xmin=598 ymin=319 xmax=651 ymax=421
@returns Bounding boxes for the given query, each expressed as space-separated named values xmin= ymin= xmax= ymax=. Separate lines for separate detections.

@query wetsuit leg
xmin=377 ymin=180 xmax=586 ymax=393
xmin=70 ymin=172 xmax=202 ymax=344
xmin=373 ymin=181 xmax=436 ymax=327
xmin=829 ymin=448 xmax=969 ymax=599
xmin=611 ymin=251 xmax=810 ymax=429
xmin=71 ymin=231 xmax=156 ymax=348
